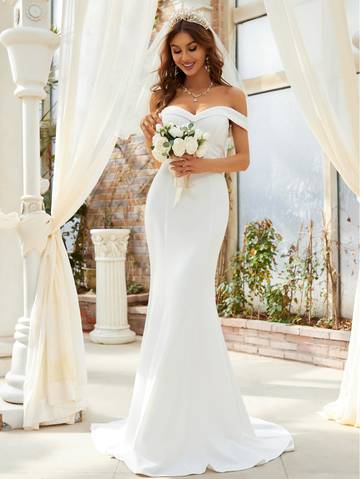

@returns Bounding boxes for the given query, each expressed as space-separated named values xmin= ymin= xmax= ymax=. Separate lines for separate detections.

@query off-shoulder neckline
xmin=160 ymin=105 xmax=247 ymax=120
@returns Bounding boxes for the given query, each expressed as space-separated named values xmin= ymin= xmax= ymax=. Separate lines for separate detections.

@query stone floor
xmin=0 ymin=334 xmax=358 ymax=479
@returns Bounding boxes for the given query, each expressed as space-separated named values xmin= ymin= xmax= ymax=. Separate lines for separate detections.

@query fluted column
xmin=0 ymin=0 xmax=59 ymax=405
xmin=90 ymin=229 xmax=136 ymax=344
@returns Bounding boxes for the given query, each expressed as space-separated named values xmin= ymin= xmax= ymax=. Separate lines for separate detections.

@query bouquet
xmin=151 ymin=121 xmax=209 ymax=206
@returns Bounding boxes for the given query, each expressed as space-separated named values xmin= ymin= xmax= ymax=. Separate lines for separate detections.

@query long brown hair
xmin=151 ymin=20 xmax=231 ymax=112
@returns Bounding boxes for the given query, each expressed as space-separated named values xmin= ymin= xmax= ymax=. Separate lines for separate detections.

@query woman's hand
xmin=140 ymin=111 xmax=162 ymax=143
xmin=170 ymin=153 xmax=210 ymax=177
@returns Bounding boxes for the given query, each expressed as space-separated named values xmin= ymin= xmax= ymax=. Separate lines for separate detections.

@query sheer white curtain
xmin=20 ymin=0 xmax=157 ymax=429
xmin=264 ymin=0 xmax=360 ymax=427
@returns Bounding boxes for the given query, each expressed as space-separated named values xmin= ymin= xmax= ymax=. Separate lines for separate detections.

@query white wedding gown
xmin=90 ymin=105 xmax=294 ymax=476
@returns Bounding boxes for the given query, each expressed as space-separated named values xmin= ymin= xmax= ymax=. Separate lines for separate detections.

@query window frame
xmin=230 ymin=0 xmax=342 ymax=316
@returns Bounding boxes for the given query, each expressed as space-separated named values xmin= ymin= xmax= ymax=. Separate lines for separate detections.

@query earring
xmin=174 ymin=64 xmax=180 ymax=77
xmin=205 ymin=55 xmax=211 ymax=73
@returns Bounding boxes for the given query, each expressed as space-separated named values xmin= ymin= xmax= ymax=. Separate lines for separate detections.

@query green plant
xmin=321 ymin=213 xmax=340 ymax=328
xmin=293 ymin=221 xmax=323 ymax=324
xmin=216 ymin=219 xmax=282 ymax=319
xmin=316 ymin=316 xmax=334 ymax=329
xmin=127 ymin=281 xmax=145 ymax=294
xmin=216 ymin=251 xmax=247 ymax=317
xmin=264 ymin=283 xmax=292 ymax=323
xmin=272 ymin=227 xmax=306 ymax=323
xmin=215 ymin=217 xmax=332 ymax=327
xmin=242 ymin=219 xmax=282 ymax=319
xmin=63 ymin=203 xmax=89 ymax=289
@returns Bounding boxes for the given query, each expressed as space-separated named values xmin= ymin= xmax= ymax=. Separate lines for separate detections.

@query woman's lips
xmin=182 ymin=62 xmax=195 ymax=70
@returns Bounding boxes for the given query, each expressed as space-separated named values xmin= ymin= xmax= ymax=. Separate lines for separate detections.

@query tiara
xmin=168 ymin=9 xmax=210 ymax=31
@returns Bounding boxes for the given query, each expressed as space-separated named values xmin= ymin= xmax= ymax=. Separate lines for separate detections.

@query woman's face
xmin=169 ymin=31 xmax=207 ymax=77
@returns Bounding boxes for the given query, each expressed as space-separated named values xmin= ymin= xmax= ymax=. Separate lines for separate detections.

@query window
xmin=233 ymin=1 xmax=359 ymax=318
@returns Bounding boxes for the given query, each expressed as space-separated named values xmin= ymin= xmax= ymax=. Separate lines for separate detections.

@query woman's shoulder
xmin=211 ymin=84 xmax=247 ymax=115
xmin=221 ymin=85 xmax=247 ymax=116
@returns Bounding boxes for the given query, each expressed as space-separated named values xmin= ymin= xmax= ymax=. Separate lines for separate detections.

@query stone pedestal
xmin=89 ymin=229 xmax=136 ymax=344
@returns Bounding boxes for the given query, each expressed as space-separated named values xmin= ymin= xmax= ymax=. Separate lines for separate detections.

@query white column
xmin=0 ymin=0 xmax=23 ymax=374
xmin=90 ymin=229 xmax=136 ymax=345
xmin=0 ymin=0 xmax=59 ymax=406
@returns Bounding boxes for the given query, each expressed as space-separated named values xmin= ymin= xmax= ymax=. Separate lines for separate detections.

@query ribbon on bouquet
xmin=168 ymin=159 xmax=191 ymax=207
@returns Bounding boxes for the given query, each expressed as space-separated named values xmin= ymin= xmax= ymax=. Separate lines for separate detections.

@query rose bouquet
xmin=151 ymin=121 xmax=209 ymax=206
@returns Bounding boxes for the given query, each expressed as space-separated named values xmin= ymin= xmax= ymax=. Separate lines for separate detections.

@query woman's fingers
xmin=141 ymin=118 xmax=154 ymax=138
xmin=147 ymin=114 xmax=161 ymax=136
xmin=145 ymin=119 xmax=155 ymax=136
xmin=147 ymin=116 xmax=155 ymax=135
xmin=140 ymin=111 xmax=163 ymax=141
xmin=170 ymin=158 xmax=191 ymax=176
xmin=151 ymin=112 xmax=162 ymax=127
xmin=155 ymin=111 xmax=163 ymax=123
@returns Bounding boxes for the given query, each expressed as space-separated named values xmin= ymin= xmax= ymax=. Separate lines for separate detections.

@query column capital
xmin=90 ymin=229 xmax=131 ymax=261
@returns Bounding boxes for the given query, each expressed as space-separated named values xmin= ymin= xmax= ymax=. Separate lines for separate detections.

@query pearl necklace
xmin=182 ymin=81 xmax=214 ymax=102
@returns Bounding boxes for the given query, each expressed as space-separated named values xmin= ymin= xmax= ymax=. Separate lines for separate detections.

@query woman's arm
xmin=143 ymin=93 xmax=163 ymax=169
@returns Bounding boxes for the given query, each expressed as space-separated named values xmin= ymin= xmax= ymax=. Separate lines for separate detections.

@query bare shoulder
xmin=228 ymin=86 xmax=247 ymax=116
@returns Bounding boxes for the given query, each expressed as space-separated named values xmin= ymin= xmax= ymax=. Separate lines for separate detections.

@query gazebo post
xmin=0 ymin=0 xmax=59 ymax=428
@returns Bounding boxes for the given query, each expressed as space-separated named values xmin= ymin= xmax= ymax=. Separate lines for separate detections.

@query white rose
xmin=169 ymin=125 xmax=183 ymax=138
xmin=152 ymin=133 xmax=163 ymax=147
xmin=203 ymin=132 xmax=210 ymax=140
xmin=184 ymin=136 xmax=198 ymax=155
xmin=152 ymin=147 xmax=168 ymax=162
xmin=172 ymin=137 xmax=186 ymax=157
xmin=154 ymin=136 xmax=171 ymax=154
xmin=196 ymin=142 xmax=208 ymax=158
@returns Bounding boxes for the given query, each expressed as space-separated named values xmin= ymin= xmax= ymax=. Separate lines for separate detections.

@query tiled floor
xmin=0 ymin=334 xmax=358 ymax=479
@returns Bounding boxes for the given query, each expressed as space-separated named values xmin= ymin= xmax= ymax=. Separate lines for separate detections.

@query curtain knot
xmin=17 ymin=211 xmax=53 ymax=256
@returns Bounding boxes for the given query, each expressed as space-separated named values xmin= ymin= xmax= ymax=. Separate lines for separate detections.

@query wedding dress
xmin=90 ymin=105 xmax=294 ymax=477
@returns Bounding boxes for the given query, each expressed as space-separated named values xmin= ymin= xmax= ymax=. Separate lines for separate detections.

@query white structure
xmin=90 ymin=229 xmax=136 ymax=345
xmin=0 ymin=0 xmax=58 ymax=420
xmin=0 ymin=2 xmax=23 ymax=377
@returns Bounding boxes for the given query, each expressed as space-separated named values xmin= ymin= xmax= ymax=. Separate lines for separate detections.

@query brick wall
xmin=85 ymin=136 xmax=155 ymax=289
xmin=221 ymin=317 xmax=350 ymax=369
xmin=79 ymin=292 xmax=148 ymax=334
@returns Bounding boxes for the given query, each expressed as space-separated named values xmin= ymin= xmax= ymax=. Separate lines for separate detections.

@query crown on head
xmin=168 ymin=8 xmax=210 ymax=31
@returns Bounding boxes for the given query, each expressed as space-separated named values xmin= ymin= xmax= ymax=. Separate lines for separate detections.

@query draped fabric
xmin=264 ymin=0 xmax=360 ymax=427
xmin=264 ymin=0 xmax=359 ymax=196
xmin=0 ymin=0 xmax=157 ymax=429
xmin=322 ymin=273 xmax=360 ymax=427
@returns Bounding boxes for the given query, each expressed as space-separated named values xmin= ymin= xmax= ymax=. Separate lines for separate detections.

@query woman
xmin=91 ymin=10 xmax=294 ymax=477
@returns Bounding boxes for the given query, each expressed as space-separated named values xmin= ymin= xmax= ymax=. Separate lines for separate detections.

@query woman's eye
xmin=172 ymin=46 xmax=197 ymax=54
